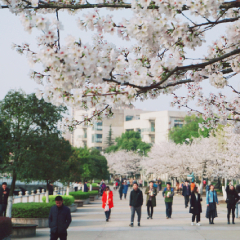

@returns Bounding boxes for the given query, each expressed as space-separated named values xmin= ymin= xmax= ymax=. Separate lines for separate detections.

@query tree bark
xmin=66 ymin=182 xmax=70 ymax=196
xmin=46 ymin=180 xmax=49 ymax=203
xmin=6 ymin=170 xmax=17 ymax=218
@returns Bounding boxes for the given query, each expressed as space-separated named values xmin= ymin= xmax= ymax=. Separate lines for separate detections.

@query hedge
xmin=42 ymin=195 xmax=74 ymax=206
xmin=87 ymin=183 xmax=98 ymax=187
xmin=69 ymin=190 xmax=98 ymax=200
xmin=0 ymin=217 xmax=12 ymax=239
xmin=12 ymin=203 xmax=54 ymax=218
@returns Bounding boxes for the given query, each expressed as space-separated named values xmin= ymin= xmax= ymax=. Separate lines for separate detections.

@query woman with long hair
xmin=190 ymin=187 xmax=202 ymax=226
xmin=102 ymin=186 xmax=114 ymax=222
xmin=226 ymin=182 xmax=239 ymax=224
xmin=206 ymin=185 xmax=219 ymax=224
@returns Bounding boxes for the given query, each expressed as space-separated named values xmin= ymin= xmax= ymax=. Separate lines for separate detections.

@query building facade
xmin=69 ymin=108 xmax=186 ymax=150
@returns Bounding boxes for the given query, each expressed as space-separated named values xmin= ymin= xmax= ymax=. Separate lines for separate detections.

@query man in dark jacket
xmin=49 ymin=196 xmax=72 ymax=240
xmin=182 ymin=180 xmax=191 ymax=208
xmin=129 ymin=182 xmax=143 ymax=227
xmin=83 ymin=181 xmax=89 ymax=192
xmin=0 ymin=182 xmax=10 ymax=216
xmin=226 ymin=183 xmax=239 ymax=224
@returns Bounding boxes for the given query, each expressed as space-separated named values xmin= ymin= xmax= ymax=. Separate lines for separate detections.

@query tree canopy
xmin=105 ymin=131 xmax=151 ymax=155
xmin=168 ymin=115 xmax=211 ymax=144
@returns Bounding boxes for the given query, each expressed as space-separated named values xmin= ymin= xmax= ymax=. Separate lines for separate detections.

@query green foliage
xmin=69 ymin=190 xmax=98 ymax=200
xmin=105 ymin=125 xmax=114 ymax=147
xmin=105 ymin=131 xmax=151 ymax=155
xmin=0 ymin=217 xmax=12 ymax=239
xmin=87 ymin=183 xmax=98 ymax=187
xmin=12 ymin=203 xmax=55 ymax=218
xmin=168 ymin=115 xmax=211 ymax=144
xmin=42 ymin=195 xmax=74 ymax=206
xmin=66 ymin=147 xmax=109 ymax=182
xmin=0 ymin=90 xmax=67 ymax=196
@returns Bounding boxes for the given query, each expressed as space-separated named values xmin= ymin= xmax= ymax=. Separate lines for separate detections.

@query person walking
xmin=176 ymin=181 xmax=180 ymax=195
xmin=145 ymin=181 xmax=157 ymax=219
xmin=226 ymin=182 xmax=239 ymax=224
xmin=129 ymin=183 xmax=143 ymax=227
xmin=123 ymin=181 xmax=129 ymax=199
xmin=0 ymin=182 xmax=10 ymax=217
xmin=190 ymin=180 xmax=196 ymax=192
xmin=162 ymin=182 xmax=174 ymax=219
xmin=182 ymin=180 xmax=191 ymax=208
xmin=73 ymin=182 xmax=78 ymax=192
xmin=119 ymin=181 xmax=124 ymax=200
xmin=49 ymin=196 xmax=72 ymax=240
xmin=100 ymin=181 xmax=106 ymax=195
xmin=190 ymin=187 xmax=202 ymax=226
xmin=83 ymin=181 xmax=89 ymax=192
xmin=206 ymin=185 xmax=219 ymax=224
xmin=102 ymin=186 xmax=114 ymax=222
xmin=158 ymin=179 xmax=162 ymax=191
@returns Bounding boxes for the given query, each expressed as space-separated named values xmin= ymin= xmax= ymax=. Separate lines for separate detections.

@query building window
xmin=93 ymin=122 xmax=102 ymax=131
xmin=126 ymin=129 xmax=134 ymax=132
xmin=126 ymin=115 xmax=134 ymax=121
xmin=83 ymin=129 xmax=87 ymax=138
xmin=92 ymin=134 xmax=103 ymax=143
xmin=96 ymin=147 xmax=102 ymax=151
xmin=83 ymin=141 xmax=87 ymax=147
xmin=137 ymin=128 xmax=141 ymax=134
xmin=135 ymin=115 xmax=140 ymax=120
xmin=174 ymin=119 xmax=183 ymax=128
xmin=150 ymin=121 xmax=155 ymax=132
xmin=150 ymin=136 xmax=155 ymax=143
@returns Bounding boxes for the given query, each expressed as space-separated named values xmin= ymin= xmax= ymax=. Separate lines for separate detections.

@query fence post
xmin=31 ymin=190 xmax=35 ymax=202
xmin=25 ymin=191 xmax=29 ymax=203
xmin=41 ymin=189 xmax=45 ymax=202
xmin=37 ymin=189 xmax=40 ymax=202
xmin=54 ymin=187 xmax=58 ymax=195
xmin=18 ymin=191 xmax=22 ymax=203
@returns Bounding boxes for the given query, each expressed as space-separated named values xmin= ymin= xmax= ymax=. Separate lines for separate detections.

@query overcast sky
xmin=0 ymin=7 xmax=238 ymax=114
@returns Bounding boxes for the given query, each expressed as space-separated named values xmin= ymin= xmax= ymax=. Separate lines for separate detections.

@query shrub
xmin=87 ymin=183 xmax=98 ymax=187
xmin=12 ymin=203 xmax=54 ymax=218
xmin=42 ymin=195 xmax=74 ymax=206
xmin=69 ymin=190 xmax=99 ymax=200
xmin=0 ymin=217 xmax=12 ymax=239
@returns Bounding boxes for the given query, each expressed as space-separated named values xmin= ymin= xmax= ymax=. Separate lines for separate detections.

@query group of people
xmin=101 ymin=180 xmax=240 ymax=227
xmin=73 ymin=181 xmax=89 ymax=192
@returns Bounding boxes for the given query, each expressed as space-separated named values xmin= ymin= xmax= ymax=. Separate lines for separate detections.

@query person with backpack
xmin=162 ymin=182 xmax=174 ymax=219
xmin=226 ymin=182 xmax=239 ymax=224
xmin=182 ymin=180 xmax=191 ymax=208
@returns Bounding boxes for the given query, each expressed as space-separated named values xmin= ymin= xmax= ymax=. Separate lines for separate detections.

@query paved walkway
xmin=18 ymin=188 xmax=240 ymax=240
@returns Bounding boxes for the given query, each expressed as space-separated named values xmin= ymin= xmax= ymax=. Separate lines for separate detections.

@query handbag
xmin=104 ymin=204 xmax=109 ymax=212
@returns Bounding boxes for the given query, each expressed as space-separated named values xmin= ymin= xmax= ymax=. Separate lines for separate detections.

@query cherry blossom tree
xmin=2 ymin=1 xmax=240 ymax=128
xmin=104 ymin=150 xmax=141 ymax=176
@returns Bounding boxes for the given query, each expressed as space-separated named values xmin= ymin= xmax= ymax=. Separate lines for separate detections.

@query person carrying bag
xmin=102 ymin=186 xmax=114 ymax=222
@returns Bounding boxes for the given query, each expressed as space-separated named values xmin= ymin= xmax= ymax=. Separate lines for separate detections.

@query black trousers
xmin=74 ymin=187 xmax=78 ymax=192
xmin=147 ymin=200 xmax=153 ymax=217
xmin=192 ymin=213 xmax=200 ymax=223
xmin=0 ymin=204 xmax=7 ymax=217
xmin=124 ymin=193 xmax=127 ymax=199
xmin=119 ymin=192 xmax=123 ymax=199
xmin=227 ymin=207 xmax=235 ymax=219
xmin=184 ymin=196 xmax=189 ymax=207
xmin=105 ymin=209 xmax=111 ymax=220
xmin=50 ymin=232 xmax=67 ymax=240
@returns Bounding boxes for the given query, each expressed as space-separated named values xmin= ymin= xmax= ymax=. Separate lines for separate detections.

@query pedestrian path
xmin=18 ymin=189 xmax=240 ymax=240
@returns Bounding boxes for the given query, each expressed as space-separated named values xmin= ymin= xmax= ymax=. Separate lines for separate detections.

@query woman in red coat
xmin=102 ymin=186 xmax=114 ymax=221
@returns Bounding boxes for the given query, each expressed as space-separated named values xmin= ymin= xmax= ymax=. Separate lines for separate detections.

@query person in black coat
xmin=226 ymin=183 xmax=239 ymax=224
xmin=49 ymin=196 xmax=72 ymax=240
xmin=0 ymin=182 xmax=10 ymax=217
xmin=190 ymin=187 xmax=202 ymax=226
xmin=182 ymin=180 xmax=191 ymax=208
xmin=119 ymin=181 xmax=124 ymax=200
xmin=83 ymin=181 xmax=89 ymax=192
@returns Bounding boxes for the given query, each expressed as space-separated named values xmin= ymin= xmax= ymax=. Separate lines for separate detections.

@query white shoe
xmin=191 ymin=222 xmax=194 ymax=226
xmin=197 ymin=223 xmax=201 ymax=226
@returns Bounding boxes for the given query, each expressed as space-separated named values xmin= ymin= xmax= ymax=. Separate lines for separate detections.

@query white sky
xmin=0 ymin=7 xmax=238 ymax=113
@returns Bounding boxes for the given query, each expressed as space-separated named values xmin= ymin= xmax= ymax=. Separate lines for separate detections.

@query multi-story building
xmin=68 ymin=108 xmax=186 ymax=150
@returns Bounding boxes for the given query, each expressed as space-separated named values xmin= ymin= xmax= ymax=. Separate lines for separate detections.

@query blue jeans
xmin=165 ymin=202 xmax=172 ymax=218
xmin=105 ymin=209 xmax=111 ymax=220
xmin=131 ymin=206 xmax=141 ymax=223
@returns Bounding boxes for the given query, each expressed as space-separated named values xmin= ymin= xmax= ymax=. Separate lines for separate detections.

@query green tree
xmin=168 ymin=115 xmax=211 ymax=144
xmin=105 ymin=125 xmax=114 ymax=147
xmin=0 ymin=90 xmax=66 ymax=216
xmin=105 ymin=131 xmax=151 ymax=156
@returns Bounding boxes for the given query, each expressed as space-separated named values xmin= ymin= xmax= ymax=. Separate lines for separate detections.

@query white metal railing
xmin=12 ymin=186 xmax=75 ymax=204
